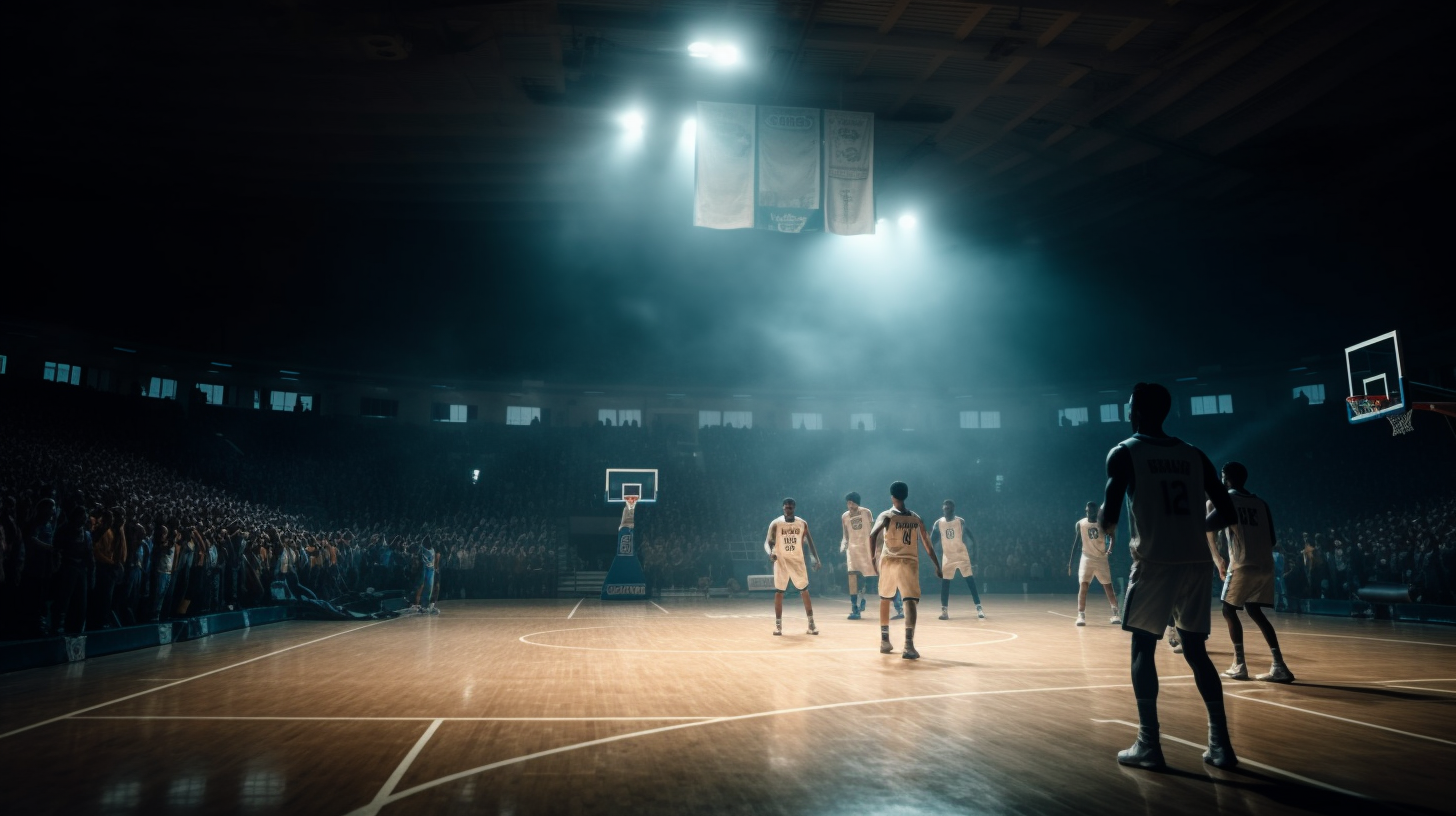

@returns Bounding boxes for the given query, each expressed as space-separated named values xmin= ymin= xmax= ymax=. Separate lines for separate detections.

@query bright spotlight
xmin=681 ymin=117 xmax=697 ymax=143
xmin=619 ymin=110 xmax=645 ymax=134
xmin=688 ymin=41 xmax=713 ymax=58
xmin=713 ymin=44 xmax=741 ymax=65
xmin=898 ymin=214 xmax=918 ymax=229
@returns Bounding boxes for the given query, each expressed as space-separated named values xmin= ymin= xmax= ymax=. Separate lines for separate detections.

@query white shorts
xmin=845 ymin=542 xmax=878 ymax=576
xmin=1122 ymin=560 xmax=1213 ymax=637
xmin=942 ymin=560 xmax=972 ymax=580
xmin=1078 ymin=556 xmax=1112 ymax=585
xmin=1222 ymin=567 xmax=1275 ymax=609
xmin=878 ymin=558 xmax=920 ymax=601
xmin=774 ymin=557 xmax=809 ymax=592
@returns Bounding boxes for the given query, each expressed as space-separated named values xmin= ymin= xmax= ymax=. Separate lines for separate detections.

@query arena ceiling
xmin=10 ymin=0 xmax=1450 ymax=232
xmin=6 ymin=0 xmax=1453 ymax=386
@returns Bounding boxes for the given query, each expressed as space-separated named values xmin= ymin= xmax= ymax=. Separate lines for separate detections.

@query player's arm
xmin=763 ymin=521 xmax=778 ymax=562
xmin=1098 ymin=445 xmax=1132 ymax=543
xmin=839 ymin=514 xmax=849 ymax=553
xmin=1205 ymin=499 xmax=1227 ymax=579
xmin=803 ymin=525 xmax=822 ymax=570
xmin=1069 ymin=525 xmax=1082 ymax=577
xmin=1200 ymin=453 xmax=1237 ymax=533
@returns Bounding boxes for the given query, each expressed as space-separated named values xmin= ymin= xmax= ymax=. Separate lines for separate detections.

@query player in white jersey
xmin=765 ymin=498 xmax=822 ymax=636
xmin=1100 ymin=383 xmax=1239 ymax=771
xmin=931 ymin=501 xmax=984 ymax=620
xmin=867 ymin=481 xmax=940 ymax=659
xmin=1207 ymin=462 xmax=1294 ymax=683
xmin=840 ymin=492 xmax=878 ymax=620
xmin=1068 ymin=501 xmax=1120 ymax=626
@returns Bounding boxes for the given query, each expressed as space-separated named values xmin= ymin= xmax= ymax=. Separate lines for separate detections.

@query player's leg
xmin=1178 ymin=631 xmax=1236 ymax=767
xmin=1076 ymin=581 xmax=1089 ymax=625
xmin=1221 ymin=602 xmax=1248 ymax=679
xmin=902 ymin=598 xmax=920 ymax=659
xmin=1246 ymin=604 xmax=1294 ymax=682
xmin=964 ymin=575 xmax=984 ymax=617
xmin=774 ymin=590 xmax=784 ymax=636
xmin=847 ymin=572 xmax=862 ymax=620
xmin=879 ymin=596 xmax=893 ymax=652
xmin=939 ymin=579 xmax=951 ymax=620
xmin=1118 ymin=630 xmax=1166 ymax=769
xmin=801 ymin=587 xmax=818 ymax=634
xmin=1102 ymin=580 xmax=1121 ymax=623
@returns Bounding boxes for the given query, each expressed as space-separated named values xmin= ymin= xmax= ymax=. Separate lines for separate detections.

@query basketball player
xmin=1068 ymin=501 xmax=1120 ymax=625
xmin=765 ymin=498 xmax=821 ymax=636
xmin=931 ymin=500 xmax=984 ymax=620
xmin=1208 ymin=462 xmax=1294 ymax=683
xmin=1099 ymin=383 xmax=1240 ymax=770
xmin=840 ymin=492 xmax=876 ymax=620
xmin=868 ymin=482 xmax=941 ymax=659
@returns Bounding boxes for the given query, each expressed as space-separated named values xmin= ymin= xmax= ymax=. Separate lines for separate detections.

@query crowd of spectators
xmin=2 ymin=379 xmax=1453 ymax=641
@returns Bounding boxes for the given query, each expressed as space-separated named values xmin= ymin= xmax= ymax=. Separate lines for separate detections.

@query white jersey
xmin=1220 ymin=490 xmax=1275 ymax=572
xmin=934 ymin=517 xmax=971 ymax=565
xmin=1077 ymin=519 xmax=1108 ymax=559
xmin=765 ymin=516 xmax=809 ymax=565
xmin=876 ymin=509 xmax=925 ymax=562
xmin=1118 ymin=434 xmax=1210 ymax=564
xmin=842 ymin=506 xmax=876 ymax=574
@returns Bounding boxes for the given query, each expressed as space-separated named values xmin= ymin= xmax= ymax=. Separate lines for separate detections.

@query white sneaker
xmin=976 ymin=605 xmax=986 ymax=619
xmin=1257 ymin=663 xmax=1295 ymax=683
xmin=1223 ymin=662 xmax=1248 ymax=680
xmin=807 ymin=623 xmax=819 ymax=636
xmin=1075 ymin=612 xmax=1086 ymax=626
xmin=1110 ymin=614 xmax=1122 ymax=624
xmin=938 ymin=608 xmax=949 ymax=620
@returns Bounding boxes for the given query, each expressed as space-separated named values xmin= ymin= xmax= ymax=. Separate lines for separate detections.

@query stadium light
xmin=619 ymin=110 xmax=645 ymax=135
xmin=681 ymin=117 xmax=697 ymax=145
xmin=688 ymin=41 xmax=741 ymax=66
xmin=688 ymin=41 xmax=713 ymax=58
xmin=714 ymin=44 xmax=740 ymax=65
xmin=898 ymin=214 xmax=918 ymax=229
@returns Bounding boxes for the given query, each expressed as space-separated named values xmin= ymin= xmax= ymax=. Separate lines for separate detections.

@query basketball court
xmin=3 ymin=596 xmax=1452 ymax=815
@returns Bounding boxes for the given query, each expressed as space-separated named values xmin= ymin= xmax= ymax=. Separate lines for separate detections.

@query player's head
xmin=1086 ymin=501 xmax=1098 ymax=520
xmin=1128 ymin=382 xmax=1172 ymax=430
xmin=1221 ymin=461 xmax=1249 ymax=489
xmin=782 ymin=498 xmax=796 ymax=517
xmin=942 ymin=500 xmax=954 ymax=518
xmin=889 ymin=481 xmax=908 ymax=503
xmin=844 ymin=491 xmax=861 ymax=510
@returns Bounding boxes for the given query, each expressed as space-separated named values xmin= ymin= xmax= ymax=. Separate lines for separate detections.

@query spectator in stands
xmin=51 ymin=506 xmax=94 ymax=635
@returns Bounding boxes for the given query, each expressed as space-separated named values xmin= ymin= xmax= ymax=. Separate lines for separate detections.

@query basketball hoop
xmin=624 ymin=495 xmax=639 ymax=511
xmin=1388 ymin=411 xmax=1415 ymax=436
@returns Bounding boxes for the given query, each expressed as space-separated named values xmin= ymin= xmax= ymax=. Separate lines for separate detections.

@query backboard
xmin=1345 ymin=331 xmax=1405 ymax=424
xmin=605 ymin=468 xmax=659 ymax=504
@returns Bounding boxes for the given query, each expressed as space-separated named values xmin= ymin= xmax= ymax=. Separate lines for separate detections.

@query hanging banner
xmin=756 ymin=106 xmax=822 ymax=233
xmin=824 ymin=110 xmax=875 ymax=236
xmin=694 ymin=102 xmax=756 ymax=230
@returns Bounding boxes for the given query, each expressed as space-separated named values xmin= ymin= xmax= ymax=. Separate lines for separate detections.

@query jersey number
xmin=902 ymin=530 xmax=913 ymax=547
xmin=1088 ymin=527 xmax=1100 ymax=540
xmin=945 ymin=528 xmax=956 ymax=540
xmin=1160 ymin=481 xmax=1191 ymax=516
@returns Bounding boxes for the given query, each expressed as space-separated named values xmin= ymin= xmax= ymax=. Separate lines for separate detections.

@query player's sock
xmin=1233 ymin=644 xmax=1246 ymax=666
xmin=880 ymin=625 xmax=890 ymax=641
xmin=774 ymin=618 xmax=782 ymax=636
xmin=807 ymin=614 xmax=817 ymax=634
xmin=940 ymin=580 xmax=950 ymax=608
xmin=1135 ymin=698 xmax=1160 ymax=746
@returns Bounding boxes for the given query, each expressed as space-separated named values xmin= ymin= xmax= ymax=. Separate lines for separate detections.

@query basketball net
xmin=620 ymin=495 xmax=638 ymax=529
xmin=1389 ymin=411 xmax=1415 ymax=436
xmin=624 ymin=495 xmax=639 ymax=512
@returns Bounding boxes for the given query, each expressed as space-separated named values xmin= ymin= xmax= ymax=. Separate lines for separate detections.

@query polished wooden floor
xmin=2 ymin=595 xmax=1453 ymax=815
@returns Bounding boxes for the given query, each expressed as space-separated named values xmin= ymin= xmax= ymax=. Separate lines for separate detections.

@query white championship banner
xmin=824 ymin=110 xmax=875 ymax=236
xmin=756 ymin=106 xmax=821 ymax=233
xmin=694 ymin=102 xmax=756 ymax=230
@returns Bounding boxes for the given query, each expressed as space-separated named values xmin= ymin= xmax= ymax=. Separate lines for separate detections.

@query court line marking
xmin=650 ymin=601 xmax=670 ymax=614
xmin=367 ymin=719 xmax=442 ymax=811
xmin=1045 ymin=611 xmax=1079 ymax=619
xmin=72 ymin=715 xmax=718 ymax=722
xmin=1227 ymin=692 xmax=1456 ymax=746
xmin=0 ymin=619 xmax=394 ymax=741
xmin=1092 ymin=719 xmax=1377 ymax=802
xmin=349 ymin=680 xmax=1185 ymax=816
xmin=1279 ymin=632 xmax=1456 ymax=648
xmin=1379 ymin=685 xmax=1456 ymax=695
xmin=566 ymin=598 xmax=584 ymax=619
xmin=516 ymin=625 xmax=1019 ymax=654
